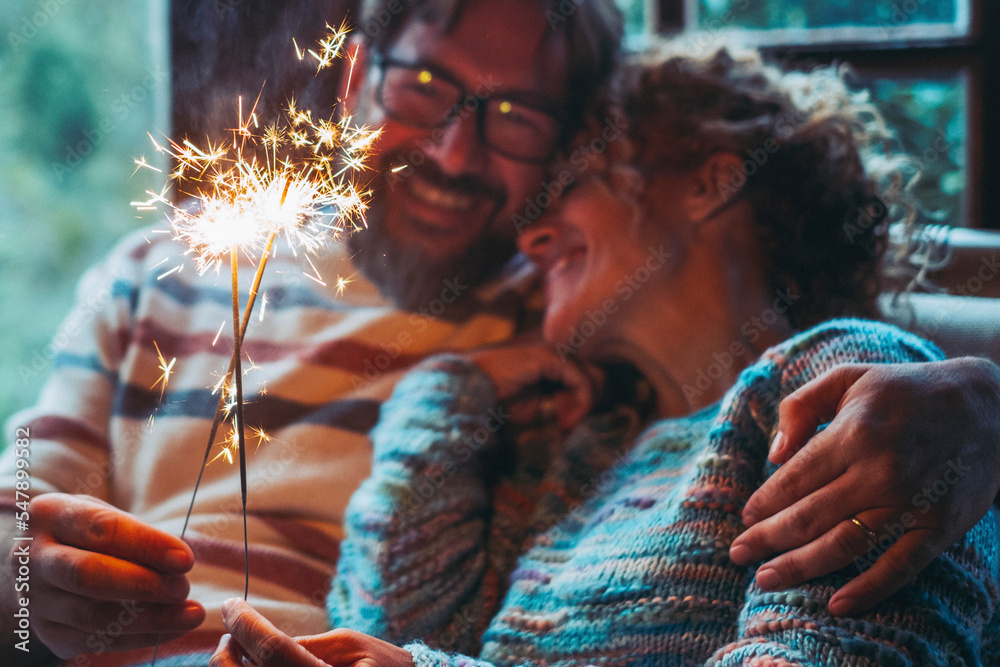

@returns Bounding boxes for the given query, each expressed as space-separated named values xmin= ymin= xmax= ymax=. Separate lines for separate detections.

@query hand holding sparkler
xmin=12 ymin=494 xmax=205 ymax=659
xmin=131 ymin=23 xmax=380 ymax=662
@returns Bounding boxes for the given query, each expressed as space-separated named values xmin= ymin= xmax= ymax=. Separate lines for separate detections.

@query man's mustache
xmin=383 ymin=153 xmax=506 ymax=205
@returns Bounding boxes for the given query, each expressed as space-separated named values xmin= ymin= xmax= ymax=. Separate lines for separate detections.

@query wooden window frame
xmin=644 ymin=0 xmax=998 ymax=229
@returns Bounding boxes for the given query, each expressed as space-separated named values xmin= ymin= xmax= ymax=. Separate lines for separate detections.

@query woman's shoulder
xmin=761 ymin=317 xmax=945 ymax=370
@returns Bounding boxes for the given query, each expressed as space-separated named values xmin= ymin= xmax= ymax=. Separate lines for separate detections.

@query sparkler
xmin=134 ymin=24 xmax=379 ymax=650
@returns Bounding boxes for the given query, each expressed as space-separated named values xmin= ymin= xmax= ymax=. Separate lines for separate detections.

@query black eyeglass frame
xmin=372 ymin=53 xmax=570 ymax=164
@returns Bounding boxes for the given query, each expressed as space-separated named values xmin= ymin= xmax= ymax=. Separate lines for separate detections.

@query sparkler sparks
xmin=335 ymin=274 xmax=354 ymax=297
xmin=136 ymin=24 xmax=378 ymax=279
xmin=140 ymin=105 xmax=378 ymax=276
xmin=135 ymin=27 xmax=379 ymax=652
xmin=151 ymin=341 xmax=176 ymax=401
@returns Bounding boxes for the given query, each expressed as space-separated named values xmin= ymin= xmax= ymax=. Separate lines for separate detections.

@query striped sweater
xmin=0 ymin=223 xmax=539 ymax=666
xmin=330 ymin=319 xmax=1000 ymax=666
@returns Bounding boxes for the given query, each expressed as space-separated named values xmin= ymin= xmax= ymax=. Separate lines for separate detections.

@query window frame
xmin=643 ymin=0 xmax=998 ymax=229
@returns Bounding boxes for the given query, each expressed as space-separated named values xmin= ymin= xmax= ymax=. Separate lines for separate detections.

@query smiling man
xmin=346 ymin=0 xmax=612 ymax=311
xmin=0 ymin=1 xmax=621 ymax=665
xmin=2 ymin=1 xmax=1000 ymax=666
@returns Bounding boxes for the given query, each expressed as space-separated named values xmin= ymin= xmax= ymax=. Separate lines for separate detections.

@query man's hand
xmin=729 ymin=357 xmax=1000 ymax=615
xmin=11 ymin=493 xmax=205 ymax=658
xmin=211 ymin=598 xmax=414 ymax=667
xmin=469 ymin=341 xmax=600 ymax=430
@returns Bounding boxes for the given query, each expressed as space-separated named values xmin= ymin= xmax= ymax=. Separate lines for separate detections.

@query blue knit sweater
xmin=330 ymin=319 xmax=1000 ymax=665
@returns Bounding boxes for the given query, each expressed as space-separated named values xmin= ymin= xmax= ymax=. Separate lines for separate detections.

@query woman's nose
xmin=517 ymin=216 xmax=559 ymax=262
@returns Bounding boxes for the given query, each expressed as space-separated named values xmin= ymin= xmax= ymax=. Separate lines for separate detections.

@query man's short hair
xmin=171 ymin=0 xmax=352 ymax=142
xmin=357 ymin=0 xmax=623 ymax=132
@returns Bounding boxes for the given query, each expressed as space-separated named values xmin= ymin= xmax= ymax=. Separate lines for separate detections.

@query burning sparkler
xmin=134 ymin=22 xmax=379 ymax=625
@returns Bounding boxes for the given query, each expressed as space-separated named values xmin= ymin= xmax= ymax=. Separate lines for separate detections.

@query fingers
xmin=740 ymin=421 xmax=853 ymax=528
xmin=221 ymin=598 xmax=327 ymax=667
xmin=299 ymin=629 xmax=416 ymax=667
xmin=34 ymin=614 xmax=190 ymax=660
xmin=733 ymin=472 xmax=873 ymax=565
xmin=771 ymin=364 xmax=869 ymax=464
xmin=829 ymin=529 xmax=943 ymax=616
xmin=33 ymin=539 xmax=192 ymax=603
xmin=211 ymin=634 xmax=247 ymax=667
xmin=33 ymin=494 xmax=194 ymax=573
xmin=543 ymin=358 xmax=594 ymax=429
xmin=498 ymin=349 xmax=596 ymax=429
xmin=470 ymin=344 xmax=599 ymax=429
xmin=745 ymin=508 xmax=900 ymax=592
xmin=32 ymin=584 xmax=203 ymax=636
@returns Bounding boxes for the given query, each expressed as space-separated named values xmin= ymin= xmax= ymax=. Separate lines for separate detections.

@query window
xmin=614 ymin=0 xmax=997 ymax=230
xmin=0 ymin=0 xmax=169 ymax=431
xmin=694 ymin=0 xmax=968 ymax=43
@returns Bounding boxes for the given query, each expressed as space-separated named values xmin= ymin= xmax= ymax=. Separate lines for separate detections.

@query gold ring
xmin=849 ymin=515 xmax=879 ymax=547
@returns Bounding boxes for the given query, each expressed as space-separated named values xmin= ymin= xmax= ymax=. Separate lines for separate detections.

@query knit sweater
xmin=330 ymin=319 xmax=1000 ymax=666
xmin=0 ymin=223 xmax=540 ymax=666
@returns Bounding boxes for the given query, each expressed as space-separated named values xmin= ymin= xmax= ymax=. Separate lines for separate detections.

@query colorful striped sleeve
xmin=0 ymin=228 xmax=146 ymax=503
xmin=329 ymin=355 xmax=505 ymax=655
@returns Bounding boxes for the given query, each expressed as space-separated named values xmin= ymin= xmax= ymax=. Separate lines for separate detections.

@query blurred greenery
xmin=0 ymin=0 xmax=167 ymax=440
xmin=615 ymin=0 xmax=967 ymax=226
xmin=698 ymin=0 xmax=958 ymax=30
xmin=615 ymin=0 xmax=647 ymax=43
xmin=863 ymin=75 xmax=966 ymax=224
xmin=692 ymin=0 xmax=968 ymax=226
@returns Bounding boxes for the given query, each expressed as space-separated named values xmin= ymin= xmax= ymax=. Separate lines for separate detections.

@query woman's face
xmin=518 ymin=170 xmax=685 ymax=351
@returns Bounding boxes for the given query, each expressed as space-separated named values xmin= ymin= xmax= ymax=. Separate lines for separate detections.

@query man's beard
xmin=348 ymin=167 xmax=517 ymax=314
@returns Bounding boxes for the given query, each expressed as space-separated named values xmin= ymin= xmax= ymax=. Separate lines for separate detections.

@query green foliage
xmin=698 ymin=0 xmax=957 ymax=30
xmin=615 ymin=0 xmax=647 ymax=41
xmin=864 ymin=76 xmax=966 ymax=224
xmin=0 ymin=0 xmax=167 ymax=438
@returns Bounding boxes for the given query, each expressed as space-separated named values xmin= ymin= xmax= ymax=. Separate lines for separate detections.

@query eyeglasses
xmin=373 ymin=55 xmax=566 ymax=164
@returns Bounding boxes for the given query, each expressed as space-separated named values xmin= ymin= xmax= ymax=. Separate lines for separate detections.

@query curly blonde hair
xmin=608 ymin=41 xmax=915 ymax=328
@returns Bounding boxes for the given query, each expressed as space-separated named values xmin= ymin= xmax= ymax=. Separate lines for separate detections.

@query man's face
xmin=348 ymin=0 xmax=570 ymax=309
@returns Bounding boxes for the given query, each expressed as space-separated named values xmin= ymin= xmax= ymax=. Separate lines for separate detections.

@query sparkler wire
xmin=179 ymin=229 xmax=277 ymax=540
xmin=230 ymin=248 xmax=250 ymax=601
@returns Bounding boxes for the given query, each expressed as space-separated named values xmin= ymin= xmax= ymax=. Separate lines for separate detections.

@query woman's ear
xmin=684 ymin=152 xmax=746 ymax=223
xmin=337 ymin=36 xmax=370 ymax=117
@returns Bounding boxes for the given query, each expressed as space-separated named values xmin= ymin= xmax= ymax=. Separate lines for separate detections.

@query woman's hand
xmin=210 ymin=598 xmax=414 ymax=667
xmin=729 ymin=358 xmax=1000 ymax=615
xmin=468 ymin=340 xmax=601 ymax=430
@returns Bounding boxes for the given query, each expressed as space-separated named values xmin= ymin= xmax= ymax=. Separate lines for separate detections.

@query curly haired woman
xmin=212 ymin=42 xmax=1000 ymax=667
